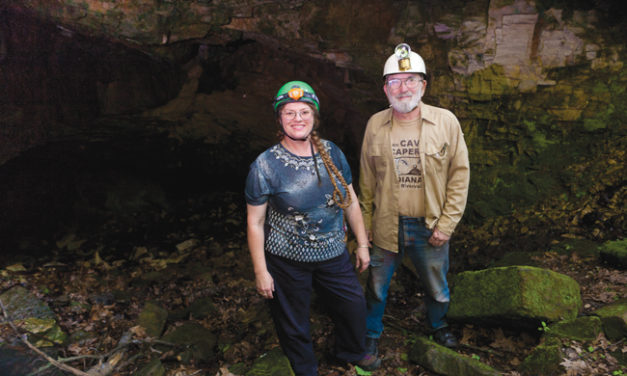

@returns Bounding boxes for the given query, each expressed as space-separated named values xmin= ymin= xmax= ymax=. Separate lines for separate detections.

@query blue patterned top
xmin=245 ymin=140 xmax=352 ymax=262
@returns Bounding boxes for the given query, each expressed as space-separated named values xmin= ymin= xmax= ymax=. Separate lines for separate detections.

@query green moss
xmin=548 ymin=316 xmax=603 ymax=341
xmin=593 ymin=300 xmax=627 ymax=341
xmin=449 ymin=266 xmax=581 ymax=323
xmin=409 ymin=336 xmax=501 ymax=376
xmin=246 ymin=347 xmax=294 ymax=376
xmin=138 ymin=302 xmax=168 ymax=338
xmin=599 ymin=239 xmax=627 ymax=268
xmin=519 ymin=343 xmax=564 ymax=376
xmin=465 ymin=65 xmax=516 ymax=101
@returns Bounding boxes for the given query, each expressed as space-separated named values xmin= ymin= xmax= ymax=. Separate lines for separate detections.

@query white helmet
xmin=383 ymin=43 xmax=426 ymax=77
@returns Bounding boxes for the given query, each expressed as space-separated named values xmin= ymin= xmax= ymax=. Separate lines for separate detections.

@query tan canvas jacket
xmin=359 ymin=102 xmax=470 ymax=253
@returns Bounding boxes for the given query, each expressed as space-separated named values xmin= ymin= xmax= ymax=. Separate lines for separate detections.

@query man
xmin=359 ymin=43 xmax=470 ymax=354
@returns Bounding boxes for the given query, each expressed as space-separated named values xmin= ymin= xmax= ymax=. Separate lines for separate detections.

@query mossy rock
xmin=18 ymin=317 xmax=68 ymax=347
xmin=188 ymin=297 xmax=217 ymax=319
xmin=592 ymin=299 xmax=627 ymax=341
xmin=546 ymin=316 xmax=603 ymax=341
xmin=449 ymin=266 xmax=582 ymax=326
xmin=161 ymin=322 xmax=217 ymax=364
xmin=409 ymin=336 xmax=501 ymax=376
xmin=245 ymin=347 xmax=294 ymax=376
xmin=136 ymin=358 xmax=165 ymax=376
xmin=519 ymin=343 xmax=564 ymax=376
xmin=0 ymin=286 xmax=66 ymax=347
xmin=0 ymin=286 xmax=56 ymax=320
xmin=465 ymin=65 xmax=517 ymax=101
xmin=598 ymin=239 xmax=627 ymax=269
xmin=138 ymin=301 xmax=168 ymax=338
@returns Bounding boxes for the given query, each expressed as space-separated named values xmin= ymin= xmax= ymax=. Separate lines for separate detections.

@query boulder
xmin=449 ymin=266 xmax=582 ymax=326
xmin=136 ymin=358 xmax=166 ymax=376
xmin=592 ymin=299 xmax=627 ymax=341
xmin=160 ymin=322 xmax=217 ymax=364
xmin=519 ymin=342 xmax=564 ymax=376
xmin=409 ymin=336 xmax=501 ymax=376
xmin=599 ymin=239 xmax=627 ymax=269
xmin=245 ymin=347 xmax=294 ymax=376
xmin=547 ymin=316 xmax=603 ymax=342
xmin=0 ymin=286 xmax=67 ymax=347
xmin=0 ymin=286 xmax=55 ymax=320
xmin=138 ymin=301 xmax=168 ymax=338
xmin=188 ymin=297 xmax=218 ymax=319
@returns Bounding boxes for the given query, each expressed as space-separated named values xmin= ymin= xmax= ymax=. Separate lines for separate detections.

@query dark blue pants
xmin=266 ymin=250 xmax=367 ymax=376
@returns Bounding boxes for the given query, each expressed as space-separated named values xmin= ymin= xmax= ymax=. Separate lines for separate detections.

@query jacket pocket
xmin=368 ymin=143 xmax=388 ymax=178
xmin=424 ymin=142 xmax=449 ymax=174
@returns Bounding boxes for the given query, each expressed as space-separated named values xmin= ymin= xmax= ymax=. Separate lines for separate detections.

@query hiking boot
xmin=354 ymin=353 xmax=381 ymax=371
xmin=433 ymin=327 xmax=458 ymax=348
xmin=365 ymin=337 xmax=379 ymax=357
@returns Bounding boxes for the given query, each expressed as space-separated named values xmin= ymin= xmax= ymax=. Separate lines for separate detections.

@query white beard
xmin=388 ymin=86 xmax=422 ymax=113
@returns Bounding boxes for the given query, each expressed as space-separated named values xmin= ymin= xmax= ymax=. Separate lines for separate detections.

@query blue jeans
xmin=365 ymin=216 xmax=450 ymax=338
xmin=266 ymin=250 xmax=367 ymax=376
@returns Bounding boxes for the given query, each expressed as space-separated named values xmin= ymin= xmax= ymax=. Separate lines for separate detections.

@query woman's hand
xmin=354 ymin=246 xmax=370 ymax=273
xmin=255 ymin=269 xmax=275 ymax=299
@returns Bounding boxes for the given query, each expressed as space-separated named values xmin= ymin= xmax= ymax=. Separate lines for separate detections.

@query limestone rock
xmin=138 ymin=301 xmax=168 ymax=338
xmin=136 ymin=358 xmax=166 ymax=376
xmin=449 ymin=266 xmax=582 ymax=325
xmin=0 ymin=286 xmax=67 ymax=347
xmin=0 ymin=286 xmax=56 ymax=320
xmin=599 ymin=239 xmax=627 ymax=269
xmin=160 ymin=322 xmax=217 ymax=364
xmin=245 ymin=347 xmax=294 ymax=376
xmin=409 ymin=336 xmax=501 ymax=376
xmin=593 ymin=299 xmax=627 ymax=341
xmin=547 ymin=316 xmax=603 ymax=342
xmin=188 ymin=297 xmax=218 ymax=319
xmin=519 ymin=342 xmax=564 ymax=376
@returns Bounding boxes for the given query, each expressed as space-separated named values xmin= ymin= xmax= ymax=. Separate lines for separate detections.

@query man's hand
xmin=428 ymin=227 xmax=450 ymax=248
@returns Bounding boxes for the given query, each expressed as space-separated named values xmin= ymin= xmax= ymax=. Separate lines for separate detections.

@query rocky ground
xmin=0 ymin=190 xmax=625 ymax=376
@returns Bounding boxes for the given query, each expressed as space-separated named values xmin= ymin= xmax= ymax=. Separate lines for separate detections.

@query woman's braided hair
xmin=310 ymin=131 xmax=352 ymax=209
xmin=276 ymin=103 xmax=352 ymax=209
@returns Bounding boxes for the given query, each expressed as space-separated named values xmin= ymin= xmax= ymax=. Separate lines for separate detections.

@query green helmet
xmin=273 ymin=81 xmax=320 ymax=112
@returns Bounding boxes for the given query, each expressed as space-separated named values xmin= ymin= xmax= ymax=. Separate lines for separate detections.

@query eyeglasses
xmin=281 ymin=109 xmax=313 ymax=120
xmin=386 ymin=76 xmax=423 ymax=90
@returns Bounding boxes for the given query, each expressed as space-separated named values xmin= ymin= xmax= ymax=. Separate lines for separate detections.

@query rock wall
xmin=0 ymin=0 xmax=625 ymax=257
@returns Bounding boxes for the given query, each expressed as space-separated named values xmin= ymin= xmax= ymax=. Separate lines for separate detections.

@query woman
xmin=245 ymin=81 xmax=380 ymax=375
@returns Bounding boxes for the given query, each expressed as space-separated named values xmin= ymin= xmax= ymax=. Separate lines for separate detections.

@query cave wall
xmin=0 ymin=0 xmax=625 ymax=257
xmin=0 ymin=7 xmax=184 ymax=164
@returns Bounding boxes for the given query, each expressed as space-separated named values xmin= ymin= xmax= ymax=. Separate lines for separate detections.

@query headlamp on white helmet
xmin=383 ymin=43 xmax=426 ymax=77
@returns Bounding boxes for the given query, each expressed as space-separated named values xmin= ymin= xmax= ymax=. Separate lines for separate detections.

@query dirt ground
xmin=0 ymin=199 xmax=625 ymax=376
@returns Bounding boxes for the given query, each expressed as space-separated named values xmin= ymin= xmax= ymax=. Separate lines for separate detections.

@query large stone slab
xmin=409 ymin=336 xmax=501 ymax=376
xmin=160 ymin=322 xmax=217 ymax=364
xmin=0 ymin=286 xmax=55 ymax=320
xmin=0 ymin=286 xmax=67 ymax=346
xmin=548 ymin=316 xmax=603 ymax=342
xmin=245 ymin=347 xmax=294 ymax=376
xmin=599 ymin=239 xmax=627 ymax=269
xmin=449 ymin=266 xmax=582 ymax=325
xmin=138 ymin=301 xmax=168 ymax=338
xmin=519 ymin=341 xmax=564 ymax=376
xmin=593 ymin=299 xmax=627 ymax=341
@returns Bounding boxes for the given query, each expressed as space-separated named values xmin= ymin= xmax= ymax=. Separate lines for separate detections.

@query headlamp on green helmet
xmin=273 ymin=81 xmax=320 ymax=112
